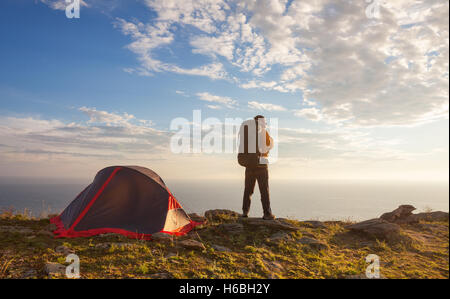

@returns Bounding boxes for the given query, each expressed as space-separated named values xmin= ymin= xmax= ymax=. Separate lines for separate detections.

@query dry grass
xmin=0 ymin=210 xmax=448 ymax=279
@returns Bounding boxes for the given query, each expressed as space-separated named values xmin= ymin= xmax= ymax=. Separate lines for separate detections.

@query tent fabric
xmin=50 ymin=166 xmax=201 ymax=240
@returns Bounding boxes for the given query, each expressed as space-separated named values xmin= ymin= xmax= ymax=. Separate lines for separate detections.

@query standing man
xmin=241 ymin=115 xmax=275 ymax=220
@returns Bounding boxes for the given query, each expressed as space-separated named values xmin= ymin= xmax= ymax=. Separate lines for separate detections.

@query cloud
xmin=125 ymin=0 xmax=448 ymax=128
xmin=42 ymin=0 xmax=448 ymax=128
xmin=40 ymin=0 xmax=88 ymax=10
xmin=143 ymin=0 xmax=229 ymax=34
xmin=114 ymin=18 xmax=228 ymax=80
xmin=0 ymin=108 xmax=169 ymax=166
xmin=243 ymin=0 xmax=449 ymax=127
xmin=196 ymin=92 xmax=237 ymax=108
xmin=294 ymin=108 xmax=323 ymax=121
xmin=248 ymin=101 xmax=286 ymax=112
xmin=206 ymin=105 xmax=222 ymax=110
xmin=79 ymin=107 xmax=136 ymax=126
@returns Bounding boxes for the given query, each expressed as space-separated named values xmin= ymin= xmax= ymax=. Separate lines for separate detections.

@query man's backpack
xmin=237 ymin=119 xmax=261 ymax=168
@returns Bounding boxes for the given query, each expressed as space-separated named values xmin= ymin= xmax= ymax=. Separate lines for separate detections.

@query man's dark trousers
xmin=243 ymin=166 xmax=272 ymax=216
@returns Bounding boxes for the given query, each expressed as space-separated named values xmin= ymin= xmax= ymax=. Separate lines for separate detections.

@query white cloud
xmin=196 ymin=92 xmax=237 ymax=108
xmin=114 ymin=18 xmax=228 ymax=80
xmin=0 ymin=109 xmax=168 ymax=166
xmin=207 ymin=105 xmax=222 ymax=110
xmin=248 ymin=101 xmax=286 ymax=111
xmin=143 ymin=0 xmax=229 ymax=34
xmin=294 ymin=108 xmax=323 ymax=121
xmin=79 ymin=107 xmax=136 ymax=126
xmin=41 ymin=0 xmax=448 ymax=128
xmin=40 ymin=0 xmax=88 ymax=10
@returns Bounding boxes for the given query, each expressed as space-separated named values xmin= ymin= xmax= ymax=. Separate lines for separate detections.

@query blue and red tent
xmin=51 ymin=166 xmax=201 ymax=240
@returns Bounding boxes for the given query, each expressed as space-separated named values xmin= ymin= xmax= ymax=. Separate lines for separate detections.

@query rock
xmin=179 ymin=239 xmax=205 ymax=251
xmin=298 ymin=237 xmax=329 ymax=250
xmin=380 ymin=205 xmax=416 ymax=223
xmin=204 ymin=209 xmax=240 ymax=221
xmin=95 ymin=243 xmax=111 ymax=249
xmin=98 ymin=233 xmax=118 ymax=238
xmin=22 ymin=269 xmax=38 ymax=278
xmin=240 ymin=268 xmax=250 ymax=274
xmin=212 ymin=244 xmax=232 ymax=252
xmin=188 ymin=213 xmax=207 ymax=223
xmin=241 ymin=217 xmax=300 ymax=231
xmin=149 ymin=272 xmax=171 ymax=279
xmin=379 ymin=205 xmax=448 ymax=224
xmin=0 ymin=226 xmax=33 ymax=234
xmin=37 ymin=230 xmax=54 ymax=238
xmin=302 ymin=220 xmax=326 ymax=229
xmin=267 ymin=232 xmax=292 ymax=243
xmin=55 ymin=245 xmax=74 ymax=255
xmin=263 ymin=260 xmax=284 ymax=272
xmin=218 ymin=223 xmax=244 ymax=233
xmin=403 ymin=211 xmax=449 ymax=224
xmin=44 ymin=262 xmax=66 ymax=277
xmin=151 ymin=232 xmax=173 ymax=241
xmin=165 ymin=252 xmax=177 ymax=258
xmin=346 ymin=218 xmax=401 ymax=240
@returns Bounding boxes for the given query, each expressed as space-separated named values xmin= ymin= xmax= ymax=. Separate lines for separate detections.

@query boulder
xmin=218 ymin=223 xmax=244 ymax=233
xmin=179 ymin=239 xmax=206 ymax=251
xmin=267 ymin=232 xmax=292 ymax=243
xmin=380 ymin=205 xmax=416 ymax=223
xmin=212 ymin=244 xmax=232 ymax=252
xmin=379 ymin=205 xmax=448 ymax=224
xmin=165 ymin=252 xmax=178 ymax=258
xmin=188 ymin=213 xmax=207 ymax=223
xmin=241 ymin=217 xmax=300 ymax=231
xmin=204 ymin=209 xmax=240 ymax=221
xmin=22 ymin=269 xmax=38 ymax=279
xmin=55 ymin=245 xmax=74 ymax=255
xmin=346 ymin=218 xmax=401 ymax=239
xmin=151 ymin=232 xmax=173 ymax=241
xmin=298 ymin=237 xmax=329 ymax=250
xmin=403 ymin=211 xmax=449 ymax=224
xmin=44 ymin=262 xmax=66 ymax=277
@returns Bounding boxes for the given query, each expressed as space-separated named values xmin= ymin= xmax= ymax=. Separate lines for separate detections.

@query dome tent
xmin=50 ymin=166 xmax=200 ymax=240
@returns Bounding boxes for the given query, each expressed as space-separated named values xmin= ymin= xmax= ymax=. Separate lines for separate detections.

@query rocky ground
xmin=0 ymin=205 xmax=448 ymax=279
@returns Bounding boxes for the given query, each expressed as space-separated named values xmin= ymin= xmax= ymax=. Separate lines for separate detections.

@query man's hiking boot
xmin=263 ymin=214 xmax=276 ymax=220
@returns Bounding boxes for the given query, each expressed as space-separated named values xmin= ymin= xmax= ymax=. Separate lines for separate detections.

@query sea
xmin=0 ymin=178 xmax=448 ymax=221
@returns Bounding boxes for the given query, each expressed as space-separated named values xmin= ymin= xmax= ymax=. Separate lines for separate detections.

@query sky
xmin=0 ymin=0 xmax=448 ymax=182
